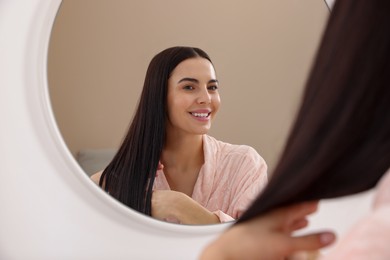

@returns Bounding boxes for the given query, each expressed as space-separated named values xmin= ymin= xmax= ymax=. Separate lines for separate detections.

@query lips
xmin=190 ymin=112 xmax=210 ymax=118
xmin=189 ymin=109 xmax=211 ymax=118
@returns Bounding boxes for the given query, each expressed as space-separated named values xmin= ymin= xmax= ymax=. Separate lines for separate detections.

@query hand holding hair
xmin=199 ymin=201 xmax=335 ymax=260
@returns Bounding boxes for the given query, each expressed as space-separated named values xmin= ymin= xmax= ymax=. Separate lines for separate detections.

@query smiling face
xmin=166 ymin=57 xmax=220 ymax=136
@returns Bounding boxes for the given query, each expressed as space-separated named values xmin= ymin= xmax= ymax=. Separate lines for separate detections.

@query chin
xmin=197 ymin=128 xmax=211 ymax=135
xmin=187 ymin=128 xmax=209 ymax=135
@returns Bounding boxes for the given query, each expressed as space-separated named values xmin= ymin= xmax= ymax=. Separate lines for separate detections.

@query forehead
xmin=170 ymin=57 xmax=216 ymax=79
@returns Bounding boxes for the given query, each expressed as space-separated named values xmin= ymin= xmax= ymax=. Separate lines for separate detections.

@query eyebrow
xmin=177 ymin=77 xmax=219 ymax=84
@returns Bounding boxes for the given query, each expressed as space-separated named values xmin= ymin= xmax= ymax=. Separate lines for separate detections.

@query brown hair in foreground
xmin=238 ymin=0 xmax=390 ymax=223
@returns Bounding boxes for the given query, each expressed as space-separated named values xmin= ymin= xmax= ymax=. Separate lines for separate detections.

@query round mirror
xmin=47 ymin=0 xmax=329 ymax=223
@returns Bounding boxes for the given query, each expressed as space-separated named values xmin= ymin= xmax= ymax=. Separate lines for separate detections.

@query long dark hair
xmin=100 ymin=46 xmax=212 ymax=215
xmin=238 ymin=0 xmax=390 ymax=222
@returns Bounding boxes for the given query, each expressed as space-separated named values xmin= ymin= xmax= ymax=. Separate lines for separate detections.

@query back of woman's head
xmin=238 ymin=0 xmax=390 ymax=222
xmin=100 ymin=46 xmax=212 ymax=215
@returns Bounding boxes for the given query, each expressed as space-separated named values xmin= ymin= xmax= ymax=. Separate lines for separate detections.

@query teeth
xmin=192 ymin=113 xmax=209 ymax=118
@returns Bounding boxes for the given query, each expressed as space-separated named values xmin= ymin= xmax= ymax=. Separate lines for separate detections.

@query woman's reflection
xmin=91 ymin=46 xmax=268 ymax=224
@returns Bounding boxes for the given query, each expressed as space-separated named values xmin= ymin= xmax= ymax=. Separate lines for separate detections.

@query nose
xmin=197 ymin=88 xmax=211 ymax=104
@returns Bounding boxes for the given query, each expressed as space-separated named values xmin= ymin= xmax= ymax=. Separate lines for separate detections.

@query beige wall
xmin=48 ymin=0 xmax=329 ymax=172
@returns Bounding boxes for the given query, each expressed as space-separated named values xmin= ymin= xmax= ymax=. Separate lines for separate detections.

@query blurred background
xmin=48 ymin=0 xmax=329 ymax=174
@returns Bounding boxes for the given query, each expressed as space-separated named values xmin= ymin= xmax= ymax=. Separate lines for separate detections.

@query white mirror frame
xmin=0 ymin=1 xmax=227 ymax=258
xmin=1 ymin=0 xmax=374 ymax=259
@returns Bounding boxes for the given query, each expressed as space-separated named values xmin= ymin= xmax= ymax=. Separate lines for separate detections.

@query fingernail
xmin=320 ymin=233 xmax=335 ymax=245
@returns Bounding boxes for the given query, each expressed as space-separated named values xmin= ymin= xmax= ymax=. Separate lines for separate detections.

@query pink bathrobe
xmin=153 ymin=134 xmax=268 ymax=222
xmin=322 ymin=169 xmax=390 ymax=259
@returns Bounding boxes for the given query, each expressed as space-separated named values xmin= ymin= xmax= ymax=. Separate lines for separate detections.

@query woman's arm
xmin=90 ymin=171 xmax=103 ymax=185
xmin=151 ymin=190 xmax=220 ymax=224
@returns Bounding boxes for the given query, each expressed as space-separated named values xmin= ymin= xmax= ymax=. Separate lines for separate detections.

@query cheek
xmin=213 ymin=96 xmax=221 ymax=112
xmin=167 ymin=98 xmax=187 ymax=120
xmin=171 ymin=95 xmax=192 ymax=110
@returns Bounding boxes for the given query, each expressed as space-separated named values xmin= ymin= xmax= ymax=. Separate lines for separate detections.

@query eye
xmin=183 ymin=85 xmax=194 ymax=90
xmin=208 ymin=85 xmax=218 ymax=91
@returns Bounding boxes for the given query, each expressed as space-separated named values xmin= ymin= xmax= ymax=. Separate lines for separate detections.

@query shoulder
xmin=205 ymin=135 xmax=266 ymax=167
xmin=373 ymin=168 xmax=390 ymax=209
xmin=323 ymin=206 xmax=390 ymax=260
xmin=90 ymin=171 xmax=103 ymax=185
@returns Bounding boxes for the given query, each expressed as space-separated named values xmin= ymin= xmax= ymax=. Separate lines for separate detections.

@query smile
xmin=190 ymin=112 xmax=211 ymax=118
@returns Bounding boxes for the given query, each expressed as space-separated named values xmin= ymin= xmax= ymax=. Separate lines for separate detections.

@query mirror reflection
xmin=48 ymin=0 xmax=329 ymax=224
xmin=91 ymin=46 xmax=268 ymax=224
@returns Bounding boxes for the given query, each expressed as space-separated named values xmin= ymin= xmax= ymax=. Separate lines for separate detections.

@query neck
xmin=161 ymin=133 xmax=204 ymax=171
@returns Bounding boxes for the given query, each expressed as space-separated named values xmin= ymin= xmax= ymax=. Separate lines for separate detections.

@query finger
xmin=287 ymin=218 xmax=309 ymax=233
xmin=285 ymin=201 xmax=318 ymax=220
xmin=163 ymin=217 xmax=181 ymax=224
xmin=287 ymin=250 xmax=320 ymax=260
xmin=267 ymin=201 xmax=318 ymax=229
xmin=157 ymin=161 xmax=164 ymax=170
xmin=287 ymin=232 xmax=336 ymax=252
